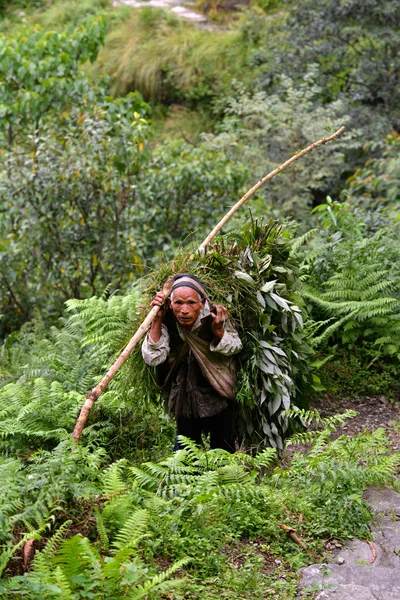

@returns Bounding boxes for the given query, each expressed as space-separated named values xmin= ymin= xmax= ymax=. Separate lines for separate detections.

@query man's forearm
xmin=142 ymin=324 xmax=170 ymax=366
xmin=149 ymin=319 xmax=163 ymax=343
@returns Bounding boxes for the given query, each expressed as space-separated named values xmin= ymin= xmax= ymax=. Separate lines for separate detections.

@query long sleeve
xmin=141 ymin=324 xmax=170 ymax=366
xmin=210 ymin=319 xmax=242 ymax=356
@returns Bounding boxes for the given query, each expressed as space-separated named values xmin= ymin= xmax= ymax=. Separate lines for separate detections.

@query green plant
xmin=0 ymin=24 xmax=151 ymax=334
xmin=210 ymin=66 xmax=360 ymax=221
xmin=134 ymin=138 xmax=248 ymax=261
xmin=0 ymin=18 xmax=106 ymax=142
xmin=2 ymin=409 xmax=399 ymax=597
xmin=91 ymin=8 xmax=255 ymax=104
xmin=0 ymin=286 xmax=173 ymax=461
xmin=300 ymin=199 xmax=400 ymax=362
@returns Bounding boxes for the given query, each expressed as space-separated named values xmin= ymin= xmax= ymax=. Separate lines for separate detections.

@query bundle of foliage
xmin=1 ymin=411 xmax=399 ymax=598
xmin=139 ymin=218 xmax=314 ymax=449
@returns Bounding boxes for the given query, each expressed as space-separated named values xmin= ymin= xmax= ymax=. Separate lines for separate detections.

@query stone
xmin=315 ymin=584 xmax=377 ymax=599
xmin=363 ymin=487 xmax=400 ymax=518
xmin=298 ymin=488 xmax=400 ymax=597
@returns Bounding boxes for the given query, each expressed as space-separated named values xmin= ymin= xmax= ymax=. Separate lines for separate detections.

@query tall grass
xmin=91 ymin=7 xmax=255 ymax=102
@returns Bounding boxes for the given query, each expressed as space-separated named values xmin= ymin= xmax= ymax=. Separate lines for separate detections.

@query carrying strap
xmin=181 ymin=328 xmax=236 ymax=400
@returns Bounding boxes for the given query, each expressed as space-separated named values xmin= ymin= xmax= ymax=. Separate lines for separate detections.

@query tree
xmin=283 ymin=0 xmax=400 ymax=129
xmin=0 ymin=23 xmax=150 ymax=335
xmin=0 ymin=18 xmax=107 ymax=147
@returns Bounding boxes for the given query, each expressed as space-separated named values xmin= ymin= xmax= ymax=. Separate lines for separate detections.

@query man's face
xmin=170 ymin=287 xmax=205 ymax=329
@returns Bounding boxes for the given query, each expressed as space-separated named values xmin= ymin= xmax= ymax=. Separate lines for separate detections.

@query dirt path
xmin=113 ymin=0 xmax=209 ymax=23
xmin=312 ymin=395 xmax=400 ymax=449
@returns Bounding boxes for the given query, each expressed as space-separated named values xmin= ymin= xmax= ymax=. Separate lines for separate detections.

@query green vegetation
xmin=1 ymin=412 xmax=399 ymax=598
xmin=0 ymin=0 xmax=399 ymax=597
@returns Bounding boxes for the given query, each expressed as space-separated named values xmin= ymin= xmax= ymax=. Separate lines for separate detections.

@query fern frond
xmin=128 ymin=557 xmax=191 ymax=600
xmin=95 ymin=509 xmax=109 ymax=551
xmin=31 ymin=521 xmax=72 ymax=573
xmin=102 ymin=460 xmax=128 ymax=496
xmin=112 ymin=508 xmax=149 ymax=550
xmin=53 ymin=566 xmax=74 ymax=600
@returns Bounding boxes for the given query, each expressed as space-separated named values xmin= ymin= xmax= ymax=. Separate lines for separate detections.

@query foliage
xmin=210 ymin=67 xmax=360 ymax=221
xmin=317 ymin=353 xmax=400 ymax=400
xmin=0 ymin=0 xmax=45 ymax=16
xmin=343 ymin=131 xmax=400 ymax=210
xmin=0 ymin=24 xmax=152 ymax=335
xmin=0 ymin=287 xmax=173 ymax=460
xmin=0 ymin=18 xmax=107 ymax=142
xmin=91 ymin=7 xmax=256 ymax=104
xmin=299 ymin=199 xmax=400 ymax=364
xmin=134 ymin=138 xmax=248 ymax=261
xmin=0 ymin=441 xmax=105 ymax=546
xmin=281 ymin=0 xmax=400 ymax=129
xmin=1 ymin=411 xmax=399 ymax=597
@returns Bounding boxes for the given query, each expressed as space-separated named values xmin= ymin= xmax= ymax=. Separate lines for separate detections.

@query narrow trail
xmin=113 ymin=0 xmax=209 ymax=23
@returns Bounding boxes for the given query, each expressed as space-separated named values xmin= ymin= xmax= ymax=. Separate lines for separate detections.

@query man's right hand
xmin=151 ymin=290 xmax=166 ymax=310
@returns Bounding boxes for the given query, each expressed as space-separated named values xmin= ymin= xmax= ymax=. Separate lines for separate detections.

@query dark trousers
xmin=174 ymin=403 xmax=235 ymax=453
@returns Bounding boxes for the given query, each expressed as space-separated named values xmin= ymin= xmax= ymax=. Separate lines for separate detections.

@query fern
xmin=112 ymin=508 xmax=149 ymax=550
xmin=31 ymin=521 xmax=72 ymax=574
xmin=298 ymin=215 xmax=400 ymax=356
xmin=129 ymin=557 xmax=191 ymax=600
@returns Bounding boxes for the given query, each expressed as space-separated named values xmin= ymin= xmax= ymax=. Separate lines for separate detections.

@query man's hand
xmin=151 ymin=290 xmax=166 ymax=312
xmin=210 ymin=304 xmax=229 ymax=341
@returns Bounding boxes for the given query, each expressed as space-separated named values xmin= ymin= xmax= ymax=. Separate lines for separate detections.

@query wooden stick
xmin=71 ymin=277 xmax=173 ymax=441
xmin=278 ymin=523 xmax=317 ymax=558
xmin=71 ymin=126 xmax=346 ymax=442
xmin=199 ymin=126 xmax=346 ymax=251
xmin=367 ymin=541 xmax=377 ymax=564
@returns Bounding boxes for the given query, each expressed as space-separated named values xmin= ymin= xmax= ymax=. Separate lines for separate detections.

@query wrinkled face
xmin=170 ymin=287 xmax=205 ymax=329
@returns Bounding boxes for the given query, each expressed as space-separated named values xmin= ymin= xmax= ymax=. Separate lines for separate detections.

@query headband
xmin=171 ymin=274 xmax=206 ymax=299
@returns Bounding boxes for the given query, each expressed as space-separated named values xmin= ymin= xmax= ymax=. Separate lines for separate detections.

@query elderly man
xmin=142 ymin=273 xmax=242 ymax=452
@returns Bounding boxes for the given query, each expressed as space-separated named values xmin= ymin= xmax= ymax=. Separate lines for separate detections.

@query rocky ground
xmin=296 ymin=395 xmax=400 ymax=600
xmin=298 ymin=487 xmax=400 ymax=600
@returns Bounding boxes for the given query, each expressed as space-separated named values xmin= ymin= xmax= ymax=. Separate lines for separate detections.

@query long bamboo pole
xmin=71 ymin=125 xmax=346 ymax=442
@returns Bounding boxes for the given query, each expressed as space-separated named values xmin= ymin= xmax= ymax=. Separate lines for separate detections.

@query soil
xmin=311 ymin=394 xmax=400 ymax=449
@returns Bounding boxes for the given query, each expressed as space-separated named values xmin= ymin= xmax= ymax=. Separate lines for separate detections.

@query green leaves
xmin=0 ymin=23 xmax=151 ymax=334
xmin=298 ymin=197 xmax=400 ymax=360
xmin=0 ymin=18 xmax=107 ymax=138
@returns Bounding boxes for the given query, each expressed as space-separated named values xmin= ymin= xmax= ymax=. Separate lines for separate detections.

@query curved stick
xmin=71 ymin=126 xmax=346 ymax=442
xmin=199 ymin=126 xmax=346 ymax=251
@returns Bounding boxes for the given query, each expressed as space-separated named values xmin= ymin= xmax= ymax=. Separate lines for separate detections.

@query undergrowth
xmin=0 ymin=410 xmax=398 ymax=598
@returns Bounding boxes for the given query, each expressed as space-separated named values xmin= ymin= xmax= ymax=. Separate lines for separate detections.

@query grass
xmin=151 ymin=103 xmax=217 ymax=140
xmin=90 ymin=7 xmax=256 ymax=103
xmin=0 ymin=0 xmax=110 ymax=34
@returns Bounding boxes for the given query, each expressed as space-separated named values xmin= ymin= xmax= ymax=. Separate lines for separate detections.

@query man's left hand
xmin=210 ymin=305 xmax=229 ymax=341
